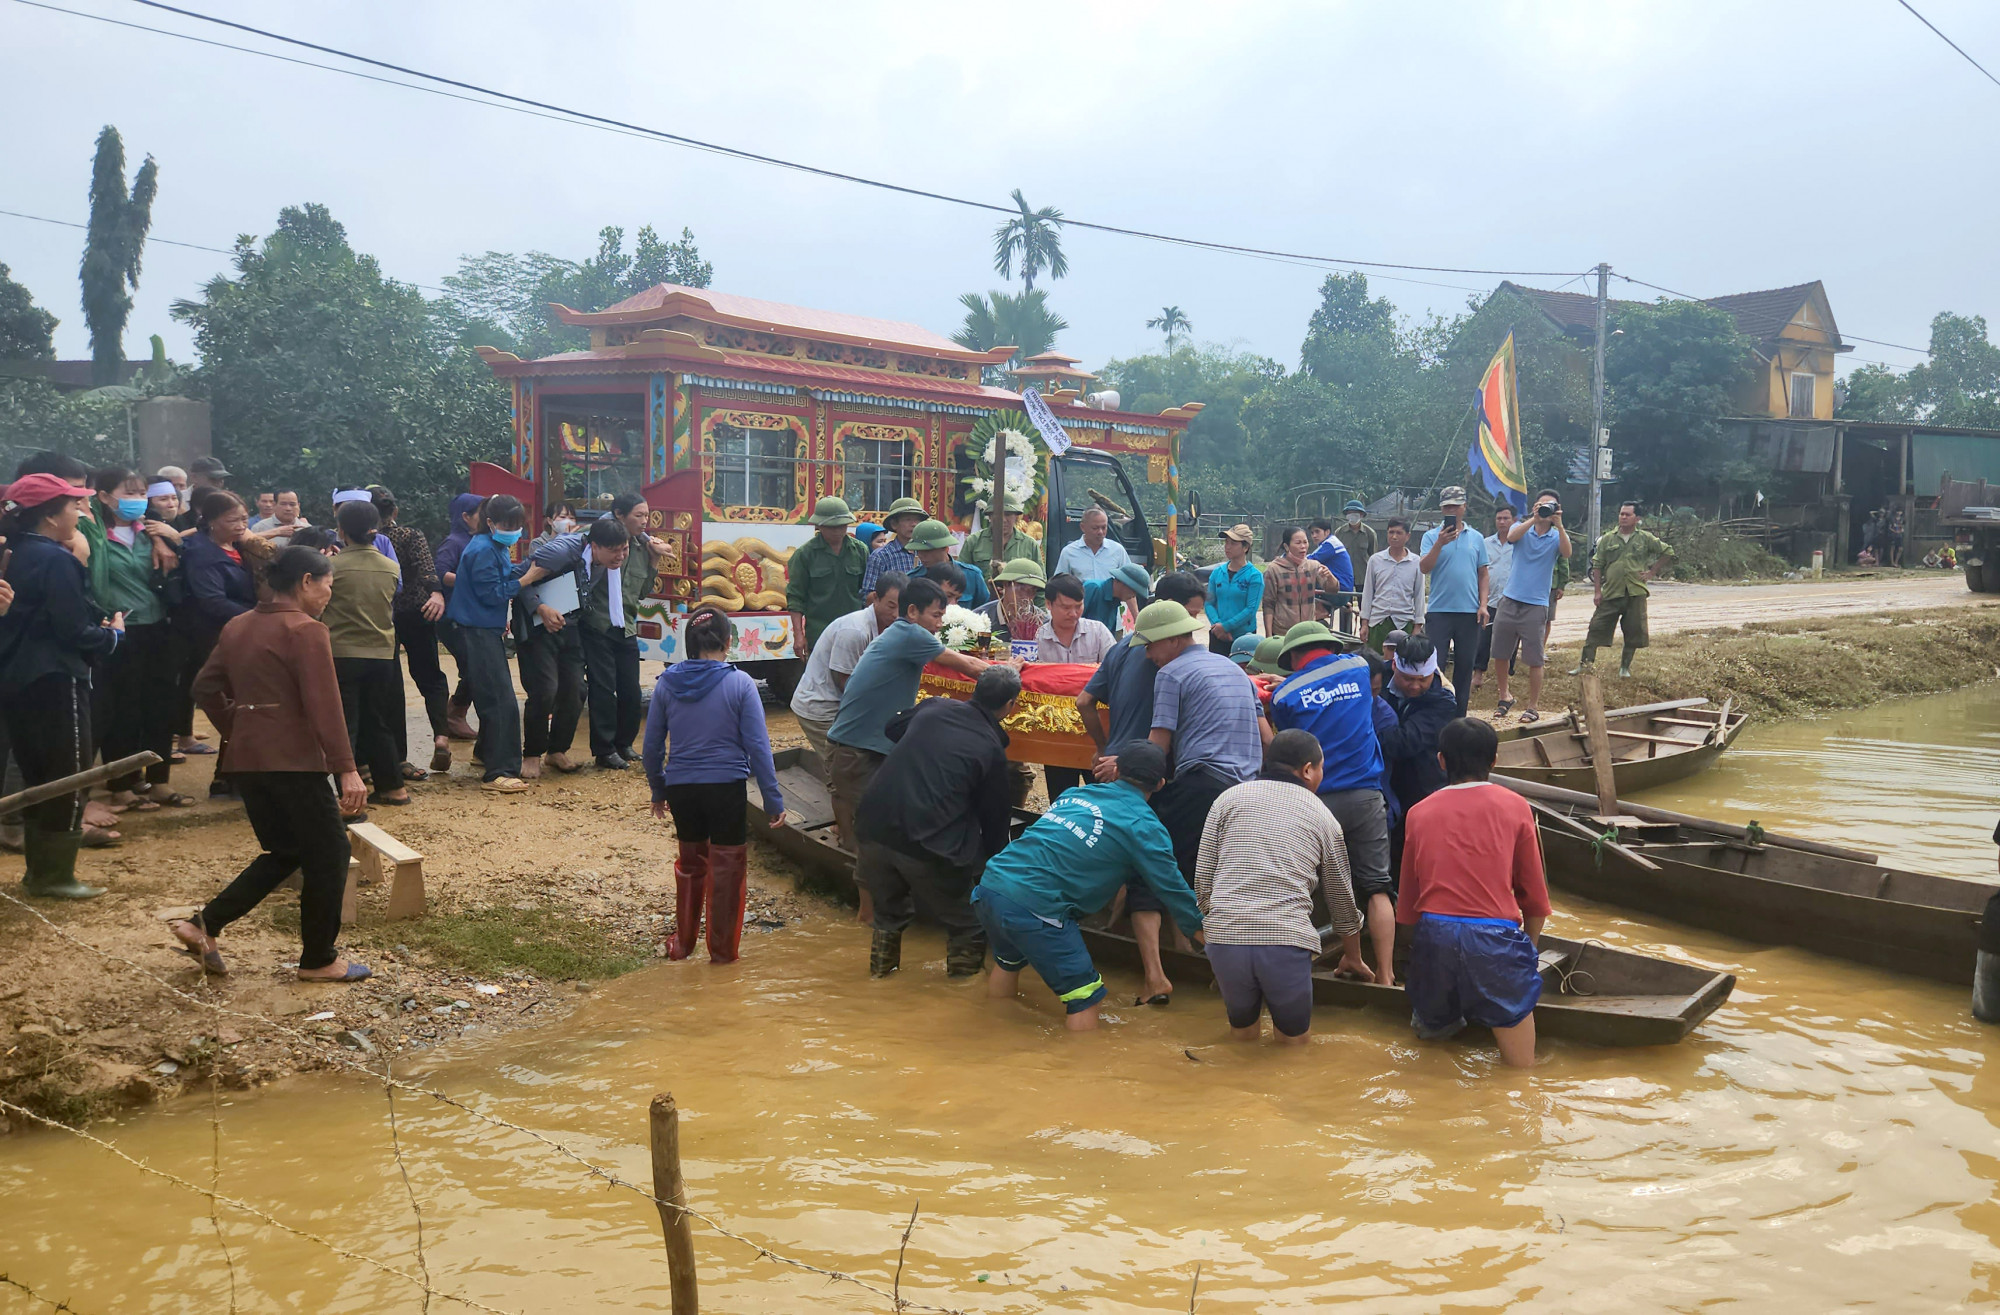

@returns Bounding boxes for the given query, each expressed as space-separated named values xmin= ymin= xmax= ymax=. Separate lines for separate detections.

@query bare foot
xmin=520 ymin=756 xmax=543 ymax=780
xmin=83 ymin=801 xmax=120 ymax=829
xmin=545 ymin=752 xmax=578 ymax=774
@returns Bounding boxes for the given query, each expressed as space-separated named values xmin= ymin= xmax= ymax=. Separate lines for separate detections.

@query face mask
xmin=116 ymin=497 xmax=148 ymax=522
xmin=551 ymin=517 xmax=576 ymax=535
xmin=1347 ymin=513 xmax=1363 ymax=525
xmin=490 ymin=528 xmax=522 ymax=546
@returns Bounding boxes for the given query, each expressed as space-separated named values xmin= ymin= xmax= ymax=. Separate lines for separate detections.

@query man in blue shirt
xmin=1306 ymin=517 xmax=1355 ymax=591
xmin=1054 ymin=506 xmax=1132 ymax=581
xmin=907 ymin=519 xmax=991 ymax=608
xmin=1267 ymin=620 xmax=1395 ymax=984
xmin=1416 ymin=486 xmax=1489 ymax=717
xmin=973 ymin=740 xmax=1203 ymax=1031
xmin=1489 ymin=488 xmax=1571 ymax=723
xmin=1081 ymin=561 xmax=1150 ymax=635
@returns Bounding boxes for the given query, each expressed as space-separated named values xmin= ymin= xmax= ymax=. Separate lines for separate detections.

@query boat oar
xmin=0 ymin=752 xmax=160 ymax=819
xmin=1528 ymin=798 xmax=1662 ymax=872
xmin=1706 ymin=697 xmax=1735 ymax=747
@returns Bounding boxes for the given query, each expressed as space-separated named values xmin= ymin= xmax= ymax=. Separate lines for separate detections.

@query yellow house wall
xmin=1731 ymin=296 xmax=1839 ymax=419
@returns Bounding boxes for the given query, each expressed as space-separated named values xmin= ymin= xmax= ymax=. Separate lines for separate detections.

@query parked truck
xmin=1938 ymin=475 xmax=2000 ymax=592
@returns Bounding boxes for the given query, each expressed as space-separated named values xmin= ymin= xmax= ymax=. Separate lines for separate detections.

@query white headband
xmin=331 ymin=489 xmax=372 ymax=505
xmin=1393 ymin=651 xmax=1439 ymax=678
xmin=144 ymin=481 xmax=177 ymax=499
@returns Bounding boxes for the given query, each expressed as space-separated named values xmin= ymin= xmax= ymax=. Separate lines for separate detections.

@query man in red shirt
xmin=1397 ymin=717 xmax=1551 ymax=1067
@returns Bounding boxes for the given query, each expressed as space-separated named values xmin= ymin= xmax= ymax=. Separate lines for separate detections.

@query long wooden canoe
xmin=748 ymin=747 xmax=1736 ymax=1046
xmin=1493 ymin=699 xmax=1748 ymax=793
xmin=1496 ymin=776 xmax=1994 ymax=985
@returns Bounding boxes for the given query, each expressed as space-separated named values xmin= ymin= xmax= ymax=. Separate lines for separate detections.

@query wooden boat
xmin=1498 ymin=776 xmax=1994 ymax=985
xmin=1493 ymin=698 xmax=1748 ymax=793
xmin=748 ymin=747 xmax=1736 ymax=1046
xmin=1077 ymin=923 xmax=1733 ymax=1048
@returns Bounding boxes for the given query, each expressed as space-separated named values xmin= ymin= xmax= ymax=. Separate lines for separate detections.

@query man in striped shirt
xmin=1196 ymin=730 xmax=1369 ymax=1042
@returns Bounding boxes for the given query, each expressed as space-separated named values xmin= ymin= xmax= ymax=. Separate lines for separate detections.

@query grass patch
xmin=1473 ymin=605 xmax=2000 ymax=721
xmin=381 ymin=905 xmax=647 ymax=981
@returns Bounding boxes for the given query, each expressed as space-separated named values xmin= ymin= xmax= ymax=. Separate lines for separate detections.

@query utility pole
xmin=1587 ymin=261 xmax=1611 ymax=551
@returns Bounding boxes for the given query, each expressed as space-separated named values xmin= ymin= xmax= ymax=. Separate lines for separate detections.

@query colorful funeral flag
xmin=1469 ymin=332 xmax=1529 ymax=515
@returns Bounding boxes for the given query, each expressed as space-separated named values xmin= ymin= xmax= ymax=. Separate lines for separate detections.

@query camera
xmin=1536 ymin=503 xmax=1557 ymax=519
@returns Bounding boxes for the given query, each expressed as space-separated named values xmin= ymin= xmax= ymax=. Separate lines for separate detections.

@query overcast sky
xmin=5 ymin=1 xmax=1996 ymax=379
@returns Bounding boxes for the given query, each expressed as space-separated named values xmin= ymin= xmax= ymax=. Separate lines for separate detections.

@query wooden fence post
xmin=1578 ymin=668 xmax=1619 ymax=818
xmin=650 ymin=1093 xmax=699 ymax=1313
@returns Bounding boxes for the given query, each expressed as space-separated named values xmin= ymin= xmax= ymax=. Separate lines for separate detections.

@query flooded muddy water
xmin=1636 ymin=683 xmax=2000 ymax=880
xmin=6 ymin=689 xmax=2000 ymax=1311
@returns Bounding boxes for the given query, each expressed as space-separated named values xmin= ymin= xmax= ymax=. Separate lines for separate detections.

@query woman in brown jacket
xmin=170 ymin=546 xmax=372 ymax=981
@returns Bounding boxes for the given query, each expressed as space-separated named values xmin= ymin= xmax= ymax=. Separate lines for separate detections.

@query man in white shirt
xmin=1054 ymin=507 xmax=1132 ymax=582
xmin=252 ymin=489 xmax=311 ymax=538
xmin=791 ymin=572 xmax=905 ymax=774
xmin=1359 ymin=517 xmax=1426 ymax=648
xmin=1036 ymin=573 xmax=1115 ymax=664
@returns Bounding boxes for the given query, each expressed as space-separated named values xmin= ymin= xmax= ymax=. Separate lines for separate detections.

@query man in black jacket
xmin=1379 ymin=633 xmax=1457 ymax=880
xmin=856 ymin=666 xmax=1021 ymax=979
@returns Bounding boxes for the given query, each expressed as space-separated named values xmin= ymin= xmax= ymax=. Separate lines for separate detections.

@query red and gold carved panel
xmin=827 ymin=418 xmax=924 ymax=517
xmin=698 ymin=406 xmax=810 ymax=522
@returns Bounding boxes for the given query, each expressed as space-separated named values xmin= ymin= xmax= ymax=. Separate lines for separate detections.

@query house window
xmin=711 ymin=422 xmax=796 ymax=508
xmin=1790 ymin=372 xmax=1817 ymax=418
xmin=844 ymin=437 xmax=912 ymax=513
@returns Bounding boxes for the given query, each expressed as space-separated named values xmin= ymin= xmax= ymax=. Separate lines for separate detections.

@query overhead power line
xmin=0 ymin=205 xmax=234 ymax=255
xmin=14 ymin=0 xmax=1584 ymax=281
xmin=1895 ymin=0 xmax=2000 ymax=91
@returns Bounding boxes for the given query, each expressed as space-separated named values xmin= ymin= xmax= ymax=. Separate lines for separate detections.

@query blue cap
xmin=1228 ymin=633 xmax=1261 ymax=665
xmin=854 ymin=522 xmax=884 ymax=542
xmin=1110 ymin=562 xmax=1151 ymax=598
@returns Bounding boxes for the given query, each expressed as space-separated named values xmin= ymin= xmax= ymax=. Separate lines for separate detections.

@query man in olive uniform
xmin=1575 ymin=500 xmax=1676 ymax=678
xmin=963 ymin=496 xmax=1042 ymax=582
xmin=787 ymin=496 xmax=868 ymax=654
xmin=1334 ymin=499 xmax=1376 ymax=572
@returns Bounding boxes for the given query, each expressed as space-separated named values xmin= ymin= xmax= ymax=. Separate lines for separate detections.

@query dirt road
xmin=1545 ymin=570 xmax=1989 ymax=646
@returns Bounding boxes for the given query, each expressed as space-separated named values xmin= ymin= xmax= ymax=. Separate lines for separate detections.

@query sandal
xmin=147 ymin=791 xmax=197 ymax=808
xmin=169 ymin=752 xmax=188 ymax=764
xmin=399 ymin=763 xmax=429 ymax=782
xmin=298 ymin=959 xmax=372 ymax=983
xmin=180 ymin=742 xmax=217 ymax=755
xmin=1518 ymin=710 xmax=1541 ymax=724
xmin=123 ymin=798 xmax=163 ymax=812
xmin=1494 ymin=699 xmax=1514 ymax=717
xmin=1136 ymin=993 xmax=1172 ymax=1007
xmin=368 ymin=792 xmax=413 ymax=806
xmin=82 ymin=825 xmax=122 ymax=848
xmin=169 ymin=917 xmax=228 ymax=976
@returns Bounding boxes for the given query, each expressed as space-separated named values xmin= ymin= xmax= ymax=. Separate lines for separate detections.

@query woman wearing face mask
xmin=84 ymin=467 xmax=192 ymax=810
xmin=0 ymin=473 xmax=126 ymax=898
xmin=444 ymin=494 xmax=542 ymax=792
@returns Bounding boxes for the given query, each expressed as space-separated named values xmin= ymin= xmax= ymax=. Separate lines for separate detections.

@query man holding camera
xmin=1488 ymin=489 xmax=1570 ymax=723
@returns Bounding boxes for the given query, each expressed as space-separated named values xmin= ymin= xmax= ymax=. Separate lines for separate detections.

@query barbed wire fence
xmin=0 ymin=888 xmax=1007 ymax=1315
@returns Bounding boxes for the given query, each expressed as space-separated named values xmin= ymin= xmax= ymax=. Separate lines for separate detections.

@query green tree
xmin=442 ymin=223 xmax=712 ymax=359
xmin=952 ymin=289 xmax=1068 ymax=377
xmin=992 ymin=189 xmax=1068 ymax=291
xmin=1100 ymin=344 xmax=1282 ymax=522
xmin=1905 ymin=312 xmax=2000 ymax=427
xmin=79 ymin=126 xmax=158 ymax=385
xmin=0 ymin=262 xmax=58 ymax=360
xmin=172 ymin=203 xmax=509 ymax=538
xmin=1145 ymin=306 xmax=1191 ymax=348
xmin=1602 ymin=298 xmax=1756 ymax=505
xmin=1836 ymin=362 xmax=1915 ymax=421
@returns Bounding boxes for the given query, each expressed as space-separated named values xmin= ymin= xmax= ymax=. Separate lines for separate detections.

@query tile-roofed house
xmin=1491 ymin=278 xmax=1849 ymax=421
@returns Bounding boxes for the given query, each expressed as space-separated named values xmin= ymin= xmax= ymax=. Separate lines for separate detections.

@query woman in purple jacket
xmin=644 ymin=609 xmax=785 ymax=963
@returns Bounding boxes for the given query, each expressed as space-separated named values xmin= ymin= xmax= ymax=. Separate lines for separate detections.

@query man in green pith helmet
xmin=908 ymin=519 xmax=991 ymax=608
xmin=786 ymin=496 xmax=868 ymax=654
xmin=862 ymin=496 xmax=927 ymax=600
xmin=963 ymin=495 xmax=1042 ymax=583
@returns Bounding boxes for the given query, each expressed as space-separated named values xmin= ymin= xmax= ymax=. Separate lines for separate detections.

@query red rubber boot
xmin=706 ymin=844 xmax=749 ymax=963
xmin=669 ymin=840 xmax=709 ymax=960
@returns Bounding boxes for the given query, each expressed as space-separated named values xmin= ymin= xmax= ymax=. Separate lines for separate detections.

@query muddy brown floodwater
xmin=6 ymin=691 xmax=2000 ymax=1311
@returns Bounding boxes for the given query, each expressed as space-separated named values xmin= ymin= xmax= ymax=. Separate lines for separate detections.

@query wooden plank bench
xmin=347 ymin=822 xmax=427 ymax=920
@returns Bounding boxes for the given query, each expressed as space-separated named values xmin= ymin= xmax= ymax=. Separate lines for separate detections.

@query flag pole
xmin=1588 ymin=261 xmax=1610 ymax=549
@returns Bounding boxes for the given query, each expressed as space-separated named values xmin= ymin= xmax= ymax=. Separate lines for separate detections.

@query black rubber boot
xmin=21 ymin=827 xmax=103 ymax=900
xmin=869 ymin=929 xmax=902 ymax=979
xmin=945 ymin=936 xmax=988 ymax=979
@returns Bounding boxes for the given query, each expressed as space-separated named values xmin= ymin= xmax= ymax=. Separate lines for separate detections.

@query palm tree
xmin=992 ymin=189 xmax=1068 ymax=291
xmin=1147 ymin=305 xmax=1192 ymax=349
xmin=953 ymin=289 xmax=1069 ymax=382
xmin=79 ymin=125 xmax=158 ymax=386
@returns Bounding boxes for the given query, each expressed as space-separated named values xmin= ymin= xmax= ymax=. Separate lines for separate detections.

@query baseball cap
xmin=1439 ymin=485 xmax=1467 ymax=507
xmin=190 ymin=455 xmax=232 ymax=479
xmin=3 ymin=473 xmax=93 ymax=506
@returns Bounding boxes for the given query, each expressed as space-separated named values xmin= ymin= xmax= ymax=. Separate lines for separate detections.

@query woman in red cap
xmin=0 ymin=473 xmax=124 ymax=898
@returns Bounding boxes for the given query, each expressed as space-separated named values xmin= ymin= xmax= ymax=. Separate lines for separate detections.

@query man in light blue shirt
xmin=1489 ymin=488 xmax=1571 ymax=723
xmin=1054 ymin=507 xmax=1132 ymax=581
xmin=1416 ymin=486 xmax=1488 ymax=717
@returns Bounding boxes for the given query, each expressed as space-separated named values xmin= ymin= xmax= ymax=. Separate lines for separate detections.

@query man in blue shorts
xmin=1266 ymin=620 xmax=1396 ymax=984
xmin=973 ymin=741 xmax=1203 ymax=1031
xmin=1396 ymin=717 xmax=1552 ymax=1068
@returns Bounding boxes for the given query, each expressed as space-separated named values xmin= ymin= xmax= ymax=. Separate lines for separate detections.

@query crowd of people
xmin=632 ymin=492 xmax=1558 ymax=1065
